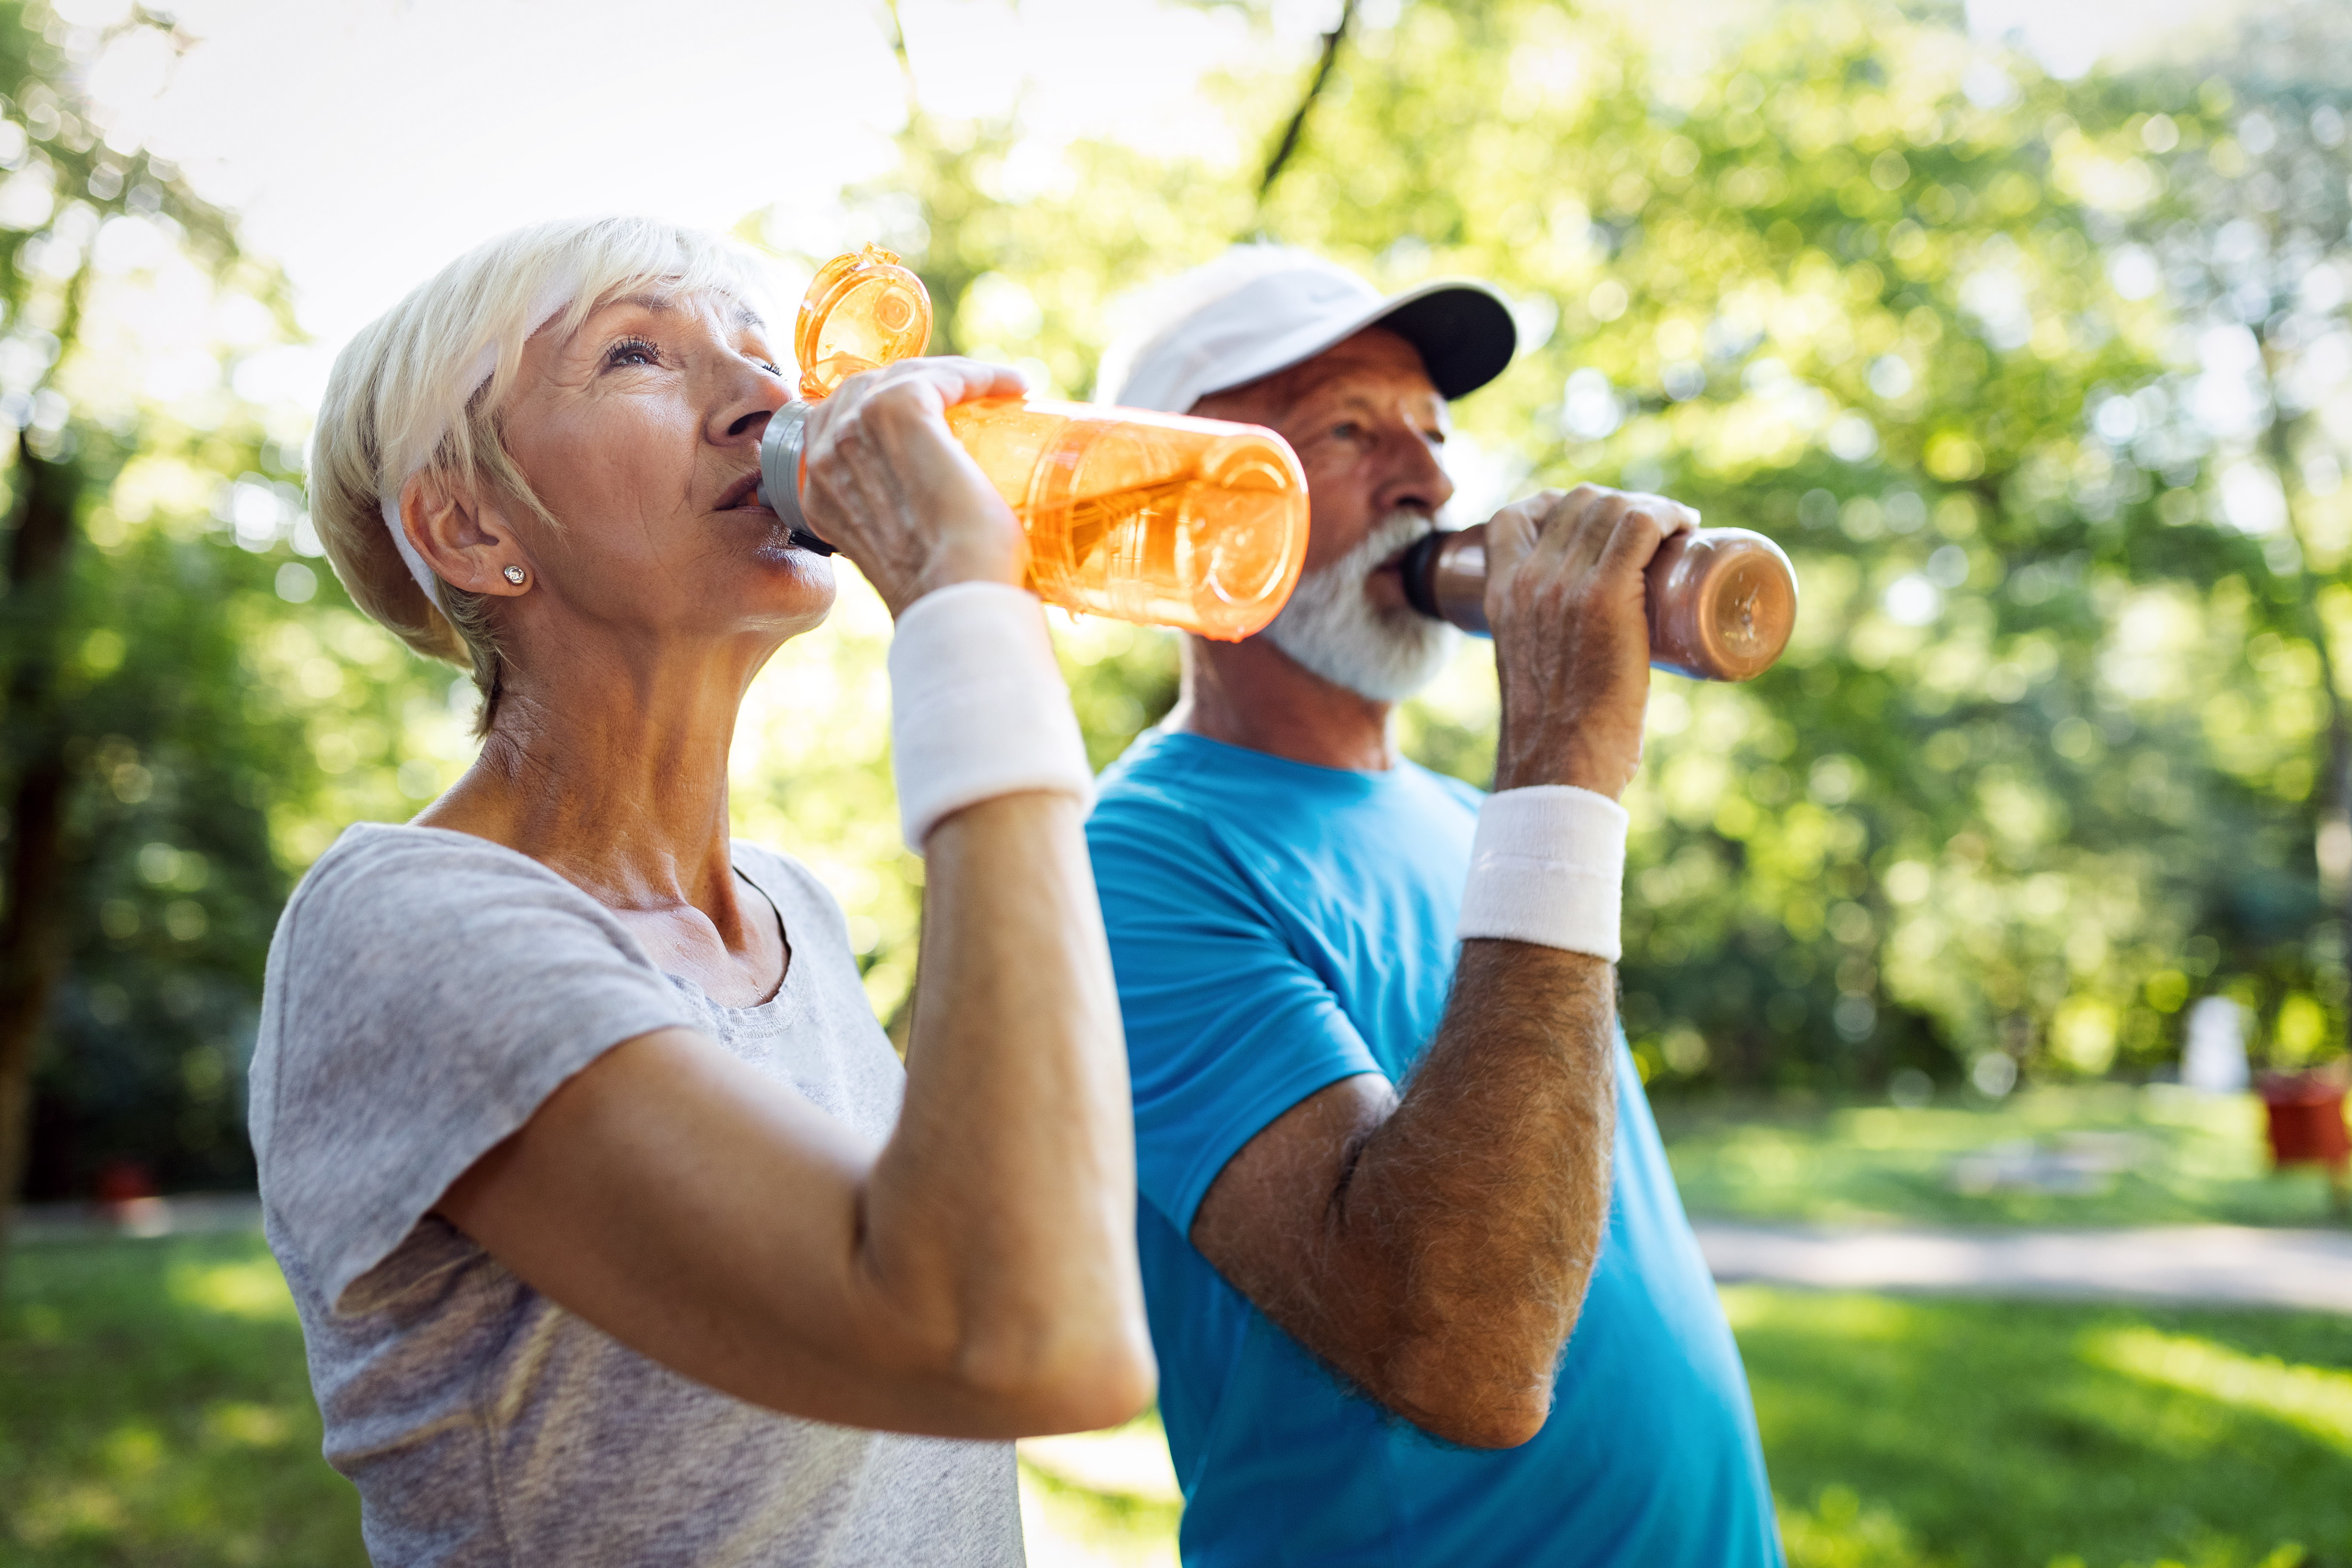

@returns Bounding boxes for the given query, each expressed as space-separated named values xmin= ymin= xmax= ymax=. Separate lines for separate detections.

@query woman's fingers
xmin=888 ymin=355 xmax=1032 ymax=408
xmin=799 ymin=358 xmax=1030 ymax=616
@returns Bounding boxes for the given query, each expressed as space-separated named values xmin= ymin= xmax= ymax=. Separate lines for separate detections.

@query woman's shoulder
xmin=299 ymin=818 xmax=564 ymax=880
xmin=273 ymin=822 xmax=644 ymax=979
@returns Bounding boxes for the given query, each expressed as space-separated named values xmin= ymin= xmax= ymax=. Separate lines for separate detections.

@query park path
xmin=12 ymin=1196 xmax=2352 ymax=1312
xmin=1693 ymin=1221 xmax=2352 ymax=1313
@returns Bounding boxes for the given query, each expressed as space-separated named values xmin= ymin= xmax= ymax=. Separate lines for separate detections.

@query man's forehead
xmin=1285 ymin=326 xmax=1443 ymax=405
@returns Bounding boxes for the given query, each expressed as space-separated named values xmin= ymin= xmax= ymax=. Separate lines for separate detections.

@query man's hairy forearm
xmin=1187 ymin=919 xmax=1621 ymax=1445
xmin=1335 ymin=938 xmax=1616 ymax=1442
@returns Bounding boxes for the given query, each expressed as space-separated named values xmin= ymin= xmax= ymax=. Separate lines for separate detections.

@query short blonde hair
xmin=310 ymin=215 xmax=769 ymax=729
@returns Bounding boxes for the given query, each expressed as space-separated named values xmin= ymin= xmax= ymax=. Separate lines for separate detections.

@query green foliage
xmin=21 ymin=0 xmax=2352 ymax=1183
xmin=758 ymin=0 xmax=2352 ymax=1098
xmin=1240 ymin=0 xmax=2352 ymax=1093
xmin=0 ymin=0 xmax=448 ymax=1197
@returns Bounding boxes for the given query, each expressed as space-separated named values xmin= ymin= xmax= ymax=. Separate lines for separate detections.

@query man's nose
xmin=1377 ymin=428 xmax=1454 ymax=518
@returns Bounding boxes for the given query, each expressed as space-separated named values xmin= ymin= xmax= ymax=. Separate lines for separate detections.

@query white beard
xmin=1261 ymin=510 xmax=1463 ymax=702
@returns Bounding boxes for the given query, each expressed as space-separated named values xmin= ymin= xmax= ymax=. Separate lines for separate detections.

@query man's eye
xmin=1331 ymin=421 xmax=1363 ymax=442
xmin=605 ymin=337 xmax=659 ymax=369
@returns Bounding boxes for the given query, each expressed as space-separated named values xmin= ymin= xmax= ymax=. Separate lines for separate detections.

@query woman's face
xmin=493 ymin=287 xmax=834 ymax=650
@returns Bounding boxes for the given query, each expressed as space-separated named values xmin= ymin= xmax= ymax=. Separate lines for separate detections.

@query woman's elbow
xmin=952 ymin=1308 xmax=1159 ymax=1435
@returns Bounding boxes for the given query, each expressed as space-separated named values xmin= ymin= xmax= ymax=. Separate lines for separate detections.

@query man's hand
xmin=797 ymin=357 xmax=1030 ymax=618
xmin=1484 ymin=485 xmax=1697 ymax=799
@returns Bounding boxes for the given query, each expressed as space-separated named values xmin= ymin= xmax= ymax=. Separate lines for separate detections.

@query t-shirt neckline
xmin=1142 ymin=726 xmax=1422 ymax=787
xmin=346 ymin=820 xmax=801 ymax=1017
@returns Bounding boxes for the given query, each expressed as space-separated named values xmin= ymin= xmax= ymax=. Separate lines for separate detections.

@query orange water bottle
xmin=759 ymin=245 xmax=1311 ymax=641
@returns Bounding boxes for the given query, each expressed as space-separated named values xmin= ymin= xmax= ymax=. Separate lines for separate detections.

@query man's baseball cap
xmin=1094 ymin=245 xmax=1518 ymax=416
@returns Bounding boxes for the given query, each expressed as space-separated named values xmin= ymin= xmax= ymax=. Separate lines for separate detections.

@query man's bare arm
xmin=1191 ymin=485 xmax=1689 ymax=1450
xmin=1192 ymin=940 xmax=1613 ymax=1449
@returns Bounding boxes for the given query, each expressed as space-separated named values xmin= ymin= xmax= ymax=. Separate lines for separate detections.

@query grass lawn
xmin=1734 ymin=1286 xmax=2352 ymax=1568
xmin=1656 ymin=1084 xmax=2349 ymax=1230
xmin=6 ymin=1230 xmax=2349 ymax=1567
xmin=1 ymin=1231 xmax=363 ymax=1566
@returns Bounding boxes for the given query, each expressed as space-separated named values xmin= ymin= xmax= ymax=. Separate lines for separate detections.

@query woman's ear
xmin=401 ymin=473 xmax=533 ymax=598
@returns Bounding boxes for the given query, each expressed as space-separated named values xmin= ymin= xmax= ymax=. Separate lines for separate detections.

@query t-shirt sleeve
xmin=256 ymin=830 xmax=700 ymax=1315
xmin=1087 ymin=793 xmax=1386 ymax=1237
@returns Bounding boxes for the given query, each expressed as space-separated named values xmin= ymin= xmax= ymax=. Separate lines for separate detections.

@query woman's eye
xmin=605 ymin=338 xmax=660 ymax=369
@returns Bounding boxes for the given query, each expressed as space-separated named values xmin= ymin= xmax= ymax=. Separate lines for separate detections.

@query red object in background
xmin=2257 ymin=1069 xmax=2350 ymax=1170
xmin=92 ymin=1157 xmax=157 ymax=1204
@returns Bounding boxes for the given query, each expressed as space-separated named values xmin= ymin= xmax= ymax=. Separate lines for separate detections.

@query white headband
xmin=379 ymin=276 xmax=577 ymax=611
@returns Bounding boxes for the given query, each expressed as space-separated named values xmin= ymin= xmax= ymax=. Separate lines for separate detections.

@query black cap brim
xmin=1372 ymin=282 xmax=1519 ymax=402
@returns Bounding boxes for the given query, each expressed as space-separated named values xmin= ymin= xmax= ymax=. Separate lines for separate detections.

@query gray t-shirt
xmin=248 ymin=822 xmax=1022 ymax=1568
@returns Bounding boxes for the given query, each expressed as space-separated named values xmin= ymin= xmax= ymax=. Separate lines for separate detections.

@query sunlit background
xmin=5 ymin=0 xmax=2352 ymax=1564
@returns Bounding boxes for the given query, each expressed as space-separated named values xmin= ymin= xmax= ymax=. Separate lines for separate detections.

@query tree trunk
xmin=0 ymin=433 xmax=83 ymax=1289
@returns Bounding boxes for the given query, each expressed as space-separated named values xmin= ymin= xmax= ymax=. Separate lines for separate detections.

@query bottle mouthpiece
xmin=760 ymin=243 xmax=933 ymax=555
xmin=755 ymin=402 xmax=832 ymax=555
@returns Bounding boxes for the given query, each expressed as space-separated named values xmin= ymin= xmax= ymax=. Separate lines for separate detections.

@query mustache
xmin=1303 ymin=511 xmax=1442 ymax=593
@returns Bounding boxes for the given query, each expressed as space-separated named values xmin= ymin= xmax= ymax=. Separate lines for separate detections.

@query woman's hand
xmin=796 ymin=357 xmax=1030 ymax=618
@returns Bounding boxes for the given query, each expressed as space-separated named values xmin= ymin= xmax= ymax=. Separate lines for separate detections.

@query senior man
xmin=1084 ymin=247 xmax=1782 ymax=1566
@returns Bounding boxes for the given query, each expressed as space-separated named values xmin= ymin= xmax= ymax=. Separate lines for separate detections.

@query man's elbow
xmin=1384 ymin=1348 xmax=1556 ymax=1450
xmin=1421 ymin=1401 xmax=1552 ymax=1457
xmin=1413 ymin=1396 xmax=1551 ymax=1450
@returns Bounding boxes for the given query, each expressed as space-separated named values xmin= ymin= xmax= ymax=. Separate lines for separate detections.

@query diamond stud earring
xmin=502 ymin=565 xmax=527 ymax=586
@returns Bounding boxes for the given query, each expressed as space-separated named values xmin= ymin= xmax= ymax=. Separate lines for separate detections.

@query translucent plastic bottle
xmin=760 ymin=245 xmax=1310 ymax=641
xmin=1399 ymin=523 xmax=1799 ymax=682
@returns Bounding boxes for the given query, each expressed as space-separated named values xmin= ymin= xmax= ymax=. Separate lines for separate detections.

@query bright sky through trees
xmin=50 ymin=0 xmax=2218 ymax=379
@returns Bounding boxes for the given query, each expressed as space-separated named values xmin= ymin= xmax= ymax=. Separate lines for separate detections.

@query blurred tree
xmin=794 ymin=0 xmax=2352 ymax=1098
xmin=1152 ymin=0 xmax=2352 ymax=1096
xmin=30 ymin=0 xmax=2352 ymax=1231
xmin=0 ymin=0 xmax=447 ymax=1267
xmin=2095 ymin=0 xmax=2352 ymax=1063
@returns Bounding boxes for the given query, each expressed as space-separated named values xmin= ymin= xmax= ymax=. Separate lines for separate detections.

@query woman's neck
xmin=416 ymin=639 xmax=760 ymax=927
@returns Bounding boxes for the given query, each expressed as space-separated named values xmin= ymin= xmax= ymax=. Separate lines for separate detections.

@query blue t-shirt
xmin=1087 ymin=730 xmax=1782 ymax=1568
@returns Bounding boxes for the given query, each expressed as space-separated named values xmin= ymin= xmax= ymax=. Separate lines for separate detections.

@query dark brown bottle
xmin=1400 ymin=524 xmax=1798 ymax=682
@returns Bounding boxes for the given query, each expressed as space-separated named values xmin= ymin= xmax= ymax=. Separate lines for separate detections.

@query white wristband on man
xmin=1456 ymin=785 xmax=1629 ymax=961
xmin=887 ymin=581 xmax=1095 ymax=851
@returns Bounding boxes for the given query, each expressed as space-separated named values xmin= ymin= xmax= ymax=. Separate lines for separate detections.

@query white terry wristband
xmin=888 ymin=581 xmax=1094 ymax=851
xmin=1456 ymin=785 xmax=1630 ymax=961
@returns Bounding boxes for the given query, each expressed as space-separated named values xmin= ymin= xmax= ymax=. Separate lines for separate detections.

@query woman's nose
xmin=710 ymin=361 xmax=792 ymax=445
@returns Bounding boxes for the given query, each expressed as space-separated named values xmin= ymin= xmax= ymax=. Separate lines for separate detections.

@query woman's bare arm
xmin=440 ymin=792 xmax=1150 ymax=1438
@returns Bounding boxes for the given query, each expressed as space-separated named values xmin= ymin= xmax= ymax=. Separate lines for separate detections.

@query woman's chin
xmin=744 ymin=547 xmax=838 ymax=629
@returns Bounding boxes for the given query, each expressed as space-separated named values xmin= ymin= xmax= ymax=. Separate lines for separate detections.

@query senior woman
xmin=249 ymin=215 xmax=1153 ymax=1565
